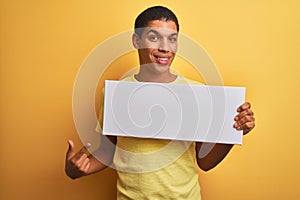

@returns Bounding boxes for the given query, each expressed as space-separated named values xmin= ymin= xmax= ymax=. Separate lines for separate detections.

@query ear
xmin=132 ymin=33 xmax=141 ymax=49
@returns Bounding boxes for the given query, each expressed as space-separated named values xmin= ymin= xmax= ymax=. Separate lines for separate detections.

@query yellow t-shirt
xmin=99 ymin=75 xmax=202 ymax=200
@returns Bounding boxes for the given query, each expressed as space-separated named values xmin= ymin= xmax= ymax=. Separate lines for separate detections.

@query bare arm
xmin=196 ymin=142 xmax=233 ymax=171
xmin=65 ymin=136 xmax=117 ymax=179
xmin=196 ymin=102 xmax=255 ymax=171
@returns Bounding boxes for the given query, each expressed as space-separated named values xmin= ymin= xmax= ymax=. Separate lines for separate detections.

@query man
xmin=65 ymin=6 xmax=255 ymax=199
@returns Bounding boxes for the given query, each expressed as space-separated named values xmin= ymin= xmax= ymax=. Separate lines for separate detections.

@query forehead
xmin=144 ymin=20 xmax=178 ymax=35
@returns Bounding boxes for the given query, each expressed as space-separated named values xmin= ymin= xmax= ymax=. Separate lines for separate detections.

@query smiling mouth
xmin=154 ymin=55 xmax=171 ymax=65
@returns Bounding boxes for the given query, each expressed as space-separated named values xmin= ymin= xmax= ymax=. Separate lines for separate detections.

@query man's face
xmin=134 ymin=20 xmax=178 ymax=73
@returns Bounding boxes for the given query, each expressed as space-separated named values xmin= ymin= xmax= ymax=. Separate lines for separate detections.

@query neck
xmin=134 ymin=66 xmax=177 ymax=83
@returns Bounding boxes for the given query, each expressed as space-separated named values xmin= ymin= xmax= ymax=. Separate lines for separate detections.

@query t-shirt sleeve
xmin=95 ymin=88 xmax=105 ymax=133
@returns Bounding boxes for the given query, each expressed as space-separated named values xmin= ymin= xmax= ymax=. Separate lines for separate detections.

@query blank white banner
xmin=103 ymin=80 xmax=245 ymax=145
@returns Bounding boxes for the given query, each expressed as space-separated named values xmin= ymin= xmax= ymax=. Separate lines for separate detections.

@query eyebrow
xmin=146 ymin=29 xmax=178 ymax=37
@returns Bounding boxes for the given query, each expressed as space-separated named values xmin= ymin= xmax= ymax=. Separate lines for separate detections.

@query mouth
xmin=154 ymin=55 xmax=171 ymax=65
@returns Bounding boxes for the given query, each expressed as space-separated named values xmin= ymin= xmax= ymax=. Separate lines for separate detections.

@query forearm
xmin=85 ymin=154 xmax=109 ymax=175
xmin=195 ymin=102 xmax=255 ymax=171
xmin=196 ymin=142 xmax=234 ymax=171
xmin=86 ymin=135 xmax=117 ymax=175
xmin=85 ymin=146 xmax=115 ymax=175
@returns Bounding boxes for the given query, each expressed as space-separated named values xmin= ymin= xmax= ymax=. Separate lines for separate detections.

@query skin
xmin=65 ymin=19 xmax=255 ymax=179
xmin=65 ymin=136 xmax=117 ymax=179
xmin=132 ymin=20 xmax=178 ymax=83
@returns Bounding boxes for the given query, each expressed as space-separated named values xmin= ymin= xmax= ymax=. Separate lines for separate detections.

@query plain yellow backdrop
xmin=1 ymin=0 xmax=300 ymax=199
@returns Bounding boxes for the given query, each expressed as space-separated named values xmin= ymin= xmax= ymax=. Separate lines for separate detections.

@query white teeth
xmin=158 ymin=57 xmax=168 ymax=61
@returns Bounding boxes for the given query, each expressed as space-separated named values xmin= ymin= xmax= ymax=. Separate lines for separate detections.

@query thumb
xmin=66 ymin=139 xmax=75 ymax=159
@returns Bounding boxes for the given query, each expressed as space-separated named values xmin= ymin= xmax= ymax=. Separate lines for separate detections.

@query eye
xmin=169 ymin=37 xmax=177 ymax=42
xmin=149 ymin=35 xmax=159 ymax=42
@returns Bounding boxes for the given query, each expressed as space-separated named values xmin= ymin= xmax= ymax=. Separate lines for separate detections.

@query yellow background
xmin=1 ymin=0 xmax=299 ymax=199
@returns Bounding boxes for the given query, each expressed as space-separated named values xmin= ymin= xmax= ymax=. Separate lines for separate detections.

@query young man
xmin=65 ymin=6 xmax=255 ymax=199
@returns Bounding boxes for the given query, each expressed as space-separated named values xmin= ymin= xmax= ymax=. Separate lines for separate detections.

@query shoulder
xmin=120 ymin=75 xmax=136 ymax=82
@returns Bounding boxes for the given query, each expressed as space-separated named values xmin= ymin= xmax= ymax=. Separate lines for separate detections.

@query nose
xmin=158 ymin=38 xmax=170 ymax=52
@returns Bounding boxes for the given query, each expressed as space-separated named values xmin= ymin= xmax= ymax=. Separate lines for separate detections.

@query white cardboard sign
xmin=103 ymin=80 xmax=245 ymax=145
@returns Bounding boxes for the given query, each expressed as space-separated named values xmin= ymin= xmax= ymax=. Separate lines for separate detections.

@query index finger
xmin=74 ymin=143 xmax=91 ymax=159
xmin=237 ymin=102 xmax=251 ymax=112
